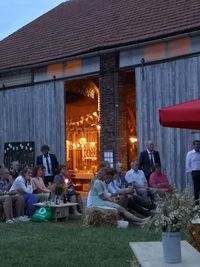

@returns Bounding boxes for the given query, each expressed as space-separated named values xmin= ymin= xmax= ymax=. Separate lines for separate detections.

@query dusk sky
xmin=0 ymin=0 xmax=65 ymax=40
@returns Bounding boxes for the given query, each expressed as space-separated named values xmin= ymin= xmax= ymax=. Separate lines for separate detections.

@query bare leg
xmin=0 ymin=195 xmax=13 ymax=221
xmin=12 ymin=195 xmax=25 ymax=217
xmin=118 ymin=206 xmax=149 ymax=224
xmin=70 ymin=195 xmax=81 ymax=215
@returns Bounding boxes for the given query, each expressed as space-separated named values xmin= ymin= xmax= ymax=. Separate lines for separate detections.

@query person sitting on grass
xmin=32 ymin=165 xmax=50 ymax=202
xmin=53 ymin=165 xmax=83 ymax=216
xmin=107 ymin=169 xmax=154 ymax=217
xmin=149 ymin=163 xmax=171 ymax=194
xmin=89 ymin=167 xmax=150 ymax=225
xmin=9 ymin=167 xmax=36 ymax=217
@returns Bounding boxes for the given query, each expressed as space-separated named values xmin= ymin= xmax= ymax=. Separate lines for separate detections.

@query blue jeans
xmin=23 ymin=193 xmax=36 ymax=216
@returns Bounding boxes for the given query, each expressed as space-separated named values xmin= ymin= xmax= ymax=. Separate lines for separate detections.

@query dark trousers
xmin=192 ymin=171 xmax=200 ymax=205
xmin=145 ymin=171 xmax=152 ymax=184
xmin=44 ymin=176 xmax=53 ymax=187
xmin=127 ymin=195 xmax=154 ymax=217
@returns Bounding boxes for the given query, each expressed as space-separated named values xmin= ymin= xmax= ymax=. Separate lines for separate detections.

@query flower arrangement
xmin=55 ymin=184 xmax=65 ymax=196
xmin=148 ymin=190 xmax=200 ymax=232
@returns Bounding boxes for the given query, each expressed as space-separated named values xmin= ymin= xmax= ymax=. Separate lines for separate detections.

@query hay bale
xmin=83 ymin=207 xmax=118 ymax=227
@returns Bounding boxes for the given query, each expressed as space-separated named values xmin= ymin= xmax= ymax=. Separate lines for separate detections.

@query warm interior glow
xmin=129 ymin=137 xmax=137 ymax=143
xmin=79 ymin=137 xmax=87 ymax=145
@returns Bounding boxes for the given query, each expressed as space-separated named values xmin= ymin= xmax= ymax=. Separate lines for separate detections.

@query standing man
xmin=139 ymin=140 xmax=161 ymax=182
xmin=36 ymin=145 xmax=59 ymax=186
xmin=186 ymin=140 xmax=200 ymax=205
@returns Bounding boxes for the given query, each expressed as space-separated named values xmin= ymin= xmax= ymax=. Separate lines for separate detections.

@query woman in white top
xmin=90 ymin=167 xmax=150 ymax=225
xmin=10 ymin=168 xmax=36 ymax=216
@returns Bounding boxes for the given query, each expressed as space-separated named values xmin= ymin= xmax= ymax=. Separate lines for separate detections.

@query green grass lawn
xmin=0 ymin=218 xmax=161 ymax=267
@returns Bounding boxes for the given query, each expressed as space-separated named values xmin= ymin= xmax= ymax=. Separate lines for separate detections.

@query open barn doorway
xmin=126 ymin=71 xmax=137 ymax=165
xmin=65 ymin=78 xmax=100 ymax=195
xmin=121 ymin=70 xmax=137 ymax=168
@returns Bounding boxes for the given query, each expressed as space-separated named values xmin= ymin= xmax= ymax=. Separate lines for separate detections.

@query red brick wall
xmin=99 ymin=52 xmax=136 ymax=169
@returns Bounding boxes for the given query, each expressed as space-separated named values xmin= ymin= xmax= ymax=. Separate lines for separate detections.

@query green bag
xmin=31 ymin=206 xmax=52 ymax=222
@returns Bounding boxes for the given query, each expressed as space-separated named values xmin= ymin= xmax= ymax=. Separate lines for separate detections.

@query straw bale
xmin=83 ymin=207 xmax=118 ymax=227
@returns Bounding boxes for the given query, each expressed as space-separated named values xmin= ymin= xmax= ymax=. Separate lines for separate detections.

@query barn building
xmin=0 ymin=0 xmax=200 ymax=192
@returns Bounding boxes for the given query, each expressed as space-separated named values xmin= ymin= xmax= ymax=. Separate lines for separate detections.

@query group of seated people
xmin=0 ymin=162 xmax=83 ymax=223
xmin=0 ymin=159 xmax=170 ymax=225
xmin=86 ymin=160 xmax=171 ymax=225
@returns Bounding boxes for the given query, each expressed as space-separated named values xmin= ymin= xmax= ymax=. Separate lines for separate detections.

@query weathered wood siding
xmin=135 ymin=55 xmax=200 ymax=191
xmin=0 ymin=81 xmax=65 ymax=165
xmin=0 ymin=69 xmax=32 ymax=88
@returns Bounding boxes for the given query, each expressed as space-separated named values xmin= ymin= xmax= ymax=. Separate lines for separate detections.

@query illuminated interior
xmin=123 ymin=71 xmax=137 ymax=165
xmin=65 ymin=79 xmax=100 ymax=193
xmin=65 ymin=72 xmax=137 ymax=194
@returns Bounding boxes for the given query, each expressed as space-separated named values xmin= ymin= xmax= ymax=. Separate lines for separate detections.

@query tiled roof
xmin=0 ymin=0 xmax=200 ymax=71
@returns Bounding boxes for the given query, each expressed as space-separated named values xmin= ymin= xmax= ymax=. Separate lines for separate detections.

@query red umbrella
xmin=159 ymin=99 xmax=200 ymax=130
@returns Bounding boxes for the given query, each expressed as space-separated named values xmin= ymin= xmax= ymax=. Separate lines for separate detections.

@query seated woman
xmin=9 ymin=167 xmax=36 ymax=217
xmin=149 ymin=163 xmax=170 ymax=194
xmin=90 ymin=167 xmax=150 ymax=225
xmin=32 ymin=165 xmax=50 ymax=202
xmin=53 ymin=165 xmax=83 ymax=216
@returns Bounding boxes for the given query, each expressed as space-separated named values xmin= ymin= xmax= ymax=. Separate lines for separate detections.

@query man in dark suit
xmin=139 ymin=140 xmax=161 ymax=182
xmin=36 ymin=145 xmax=59 ymax=186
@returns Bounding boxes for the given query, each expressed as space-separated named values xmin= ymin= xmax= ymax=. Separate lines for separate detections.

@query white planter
xmin=162 ymin=231 xmax=181 ymax=264
xmin=117 ymin=220 xmax=129 ymax=229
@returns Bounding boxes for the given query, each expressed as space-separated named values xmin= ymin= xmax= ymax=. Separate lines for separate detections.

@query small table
xmin=34 ymin=202 xmax=78 ymax=222
xmin=129 ymin=241 xmax=200 ymax=267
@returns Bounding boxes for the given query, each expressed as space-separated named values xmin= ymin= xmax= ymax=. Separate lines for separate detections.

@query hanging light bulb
xmin=79 ymin=137 xmax=87 ymax=145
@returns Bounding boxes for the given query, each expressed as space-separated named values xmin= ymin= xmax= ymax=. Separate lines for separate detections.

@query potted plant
xmin=146 ymin=190 xmax=200 ymax=264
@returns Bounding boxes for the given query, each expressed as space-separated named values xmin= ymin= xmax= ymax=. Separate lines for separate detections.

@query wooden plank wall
xmin=0 ymin=69 xmax=32 ymax=88
xmin=0 ymin=80 xmax=65 ymax=165
xmin=135 ymin=55 xmax=200 ymax=191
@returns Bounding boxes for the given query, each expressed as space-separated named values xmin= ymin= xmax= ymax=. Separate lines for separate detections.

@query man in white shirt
xmin=125 ymin=160 xmax=150 ymax=200
xmin=186 ymin=140 xmax=200 ymax=205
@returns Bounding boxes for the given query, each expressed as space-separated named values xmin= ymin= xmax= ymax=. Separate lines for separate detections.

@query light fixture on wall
xmin=129 ymin=137 xmax=138 ymax=143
